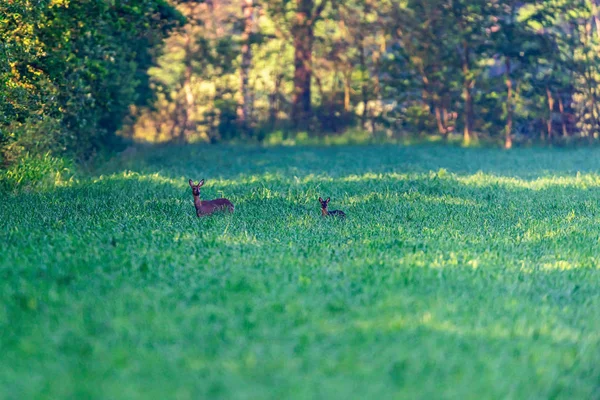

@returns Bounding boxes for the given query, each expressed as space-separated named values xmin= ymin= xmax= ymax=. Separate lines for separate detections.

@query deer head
xmin=189 ymin=179 xmax=205 ymax=197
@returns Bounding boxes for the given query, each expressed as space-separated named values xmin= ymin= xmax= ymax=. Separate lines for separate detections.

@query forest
xmin=3 ymin=0 xmax=600 ymax=166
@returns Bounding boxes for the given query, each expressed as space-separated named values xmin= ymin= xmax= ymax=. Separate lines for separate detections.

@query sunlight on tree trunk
xmin=593 ymin=0 xmax=600 ymax=41
xmin=558 ymin=95 xmax=568 ymax=137
xmin=344 ymin=71 xmax=351 ymax=113
xmin=359 ymin=31 xmax=368 ymax=129
xmin=461 ymin=41 xmax=475 ymax=145
xmin=505 ymin=58 xmax=513 ymax=149
xmin=180 ymin=31 xmax=196 ymax=143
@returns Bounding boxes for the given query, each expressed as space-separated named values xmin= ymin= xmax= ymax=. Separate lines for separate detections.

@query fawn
xmin=319 ymin=197 xmax=346 ymax=218
xmin=189 ymin=179 xmax=234 ymax=217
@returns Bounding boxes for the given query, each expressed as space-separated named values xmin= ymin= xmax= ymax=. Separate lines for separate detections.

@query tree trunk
xmin=269 ymin=41 xmax=286 ymax=127
xmin=206 ymin=0 xmax=225 ymax=37
xmin=291 ymin=0 xmax=328 ymax=129
xmin=370 ymin=31 xmax=384 ymax=134
xmin=442 ymin=107 xmax=454 ymax=138
xmin=359 ymin=32 xmax=368 ymax=129
xmin=590 ymin=86 xmax=598 ymax=143
xmin=292 ymin=0 xmax=315 ymax=129
xmin=434 ymin=105 xmax=447 ymax=138
xmin=420 ymin=74 xmax=433 ymax=136
xmin=314 ymin=72 xmax=325 ymax=105
xmin=504 ymin=58 xmax=513 ymax=149
xmin=343 ymin=70 xmax=351 ymax=112
xmin=180 ymin=32 xmax=195 ymax=142
xmin=593 ymin=0 xmax=600 ymax=40
xmin=313 ymin=72 xmax=326 ymax=132
xmin=461 ymin=41 xmax=474 ymax=144
xmin=329 ymin=73 xmax=338 ymax=132
xmin=546 ymin=86 xmax=555 ymax=140
xmin=269 ymin=73 xmax=283 ymax=126
xmin=237 ymin=0 xmax=254 ymax=132
xmin=583 ymin=21 xmax=598 ymax=143
xmin=182 ymin=67 xmax=194 ymax=141
xmin=558 ymin=94 xmax=568 ymax=137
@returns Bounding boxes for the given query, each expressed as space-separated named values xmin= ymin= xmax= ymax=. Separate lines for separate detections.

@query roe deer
xmin=189 ymin=179 xmax=234 ymax=217
xmin=319 ymin=197 xmax=346 ymax=218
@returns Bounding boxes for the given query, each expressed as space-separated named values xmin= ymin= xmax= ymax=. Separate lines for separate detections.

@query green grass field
xmin=2 ymin=145 xmax=600 ymax=399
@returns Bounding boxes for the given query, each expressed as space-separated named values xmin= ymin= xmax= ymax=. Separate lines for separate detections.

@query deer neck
xmin=321 ymin=208 xmax=328 ymax=216
xmin=193 ymin=194 xmax=203 ymax=207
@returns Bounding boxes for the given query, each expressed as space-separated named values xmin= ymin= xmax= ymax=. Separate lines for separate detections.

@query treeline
xmin=3 ymin=1 xmax=600 ymax=166
xmin=0 ymin=0 xmax=183 ymax=165
xmin=131 ymin=0 xmax=600 ymax=148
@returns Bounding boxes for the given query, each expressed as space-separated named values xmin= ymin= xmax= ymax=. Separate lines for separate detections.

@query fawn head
xmin=318 ymin=197 xmax=331 ymax=209
xmin=189 ymin=179 xmax=205 ymax=196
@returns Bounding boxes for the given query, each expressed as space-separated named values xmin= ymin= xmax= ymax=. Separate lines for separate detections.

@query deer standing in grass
xmin=189 ymin=179 xmax=234 ymax=217
xmin=319 ymin=197 xmax=346 ymax=218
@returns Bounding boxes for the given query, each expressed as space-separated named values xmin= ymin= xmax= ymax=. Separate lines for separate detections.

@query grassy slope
xmin=1 ymin=145 xmax=600 ymax=399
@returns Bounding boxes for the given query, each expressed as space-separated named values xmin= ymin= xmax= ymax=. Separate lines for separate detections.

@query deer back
xmin=196 ymin=198 xmax=234 ymax=215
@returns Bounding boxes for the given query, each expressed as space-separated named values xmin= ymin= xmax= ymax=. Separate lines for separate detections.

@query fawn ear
xmin=326 ymin=197 xmax=330 ymax=203
xmin=318 ymin=197 xmax=323 ymax=202
xmin=189 ymin=179 xmax=195 ymax=187
xmin=198 ymin=179 xmax=205 ymax=187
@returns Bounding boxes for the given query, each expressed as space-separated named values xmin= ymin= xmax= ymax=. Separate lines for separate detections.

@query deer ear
xmin=189 ymin=179 xmax=195 ymax=187
xmin=326 ymin=197 xmax=330 ymax=203
xmin=318 ymin=197 xmax=323 ymax=202
xmin=198 ymin=179 xmax=205 ymax=187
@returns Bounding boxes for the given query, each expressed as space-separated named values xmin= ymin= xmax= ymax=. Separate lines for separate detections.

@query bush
xmin=0 ymin=0 xmax=184 ymax=167
xmin=0 ymin=153 xmax=75 ymax=192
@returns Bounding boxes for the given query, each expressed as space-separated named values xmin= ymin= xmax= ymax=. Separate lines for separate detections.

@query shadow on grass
xmin=100 ymin=144 xmax=600 ymax=181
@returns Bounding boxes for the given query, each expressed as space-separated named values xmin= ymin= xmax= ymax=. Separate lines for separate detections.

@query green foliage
xmin=0 ymin=0 xmax=183 ymax=164
xmin=6 ymin=0 xmax=600 ymax=158
xmin=124 ymin=0 xmax=600 ymax=147
xmin=2 ymin=145 xmax=600 ymax=398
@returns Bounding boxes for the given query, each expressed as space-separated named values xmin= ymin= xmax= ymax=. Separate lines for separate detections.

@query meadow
xmin=1 ymin=144 xmax=600 ymax=399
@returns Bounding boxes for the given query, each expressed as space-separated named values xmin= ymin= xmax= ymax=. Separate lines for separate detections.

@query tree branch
xmin=310 ymin=0 xmax=329 ymax=24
